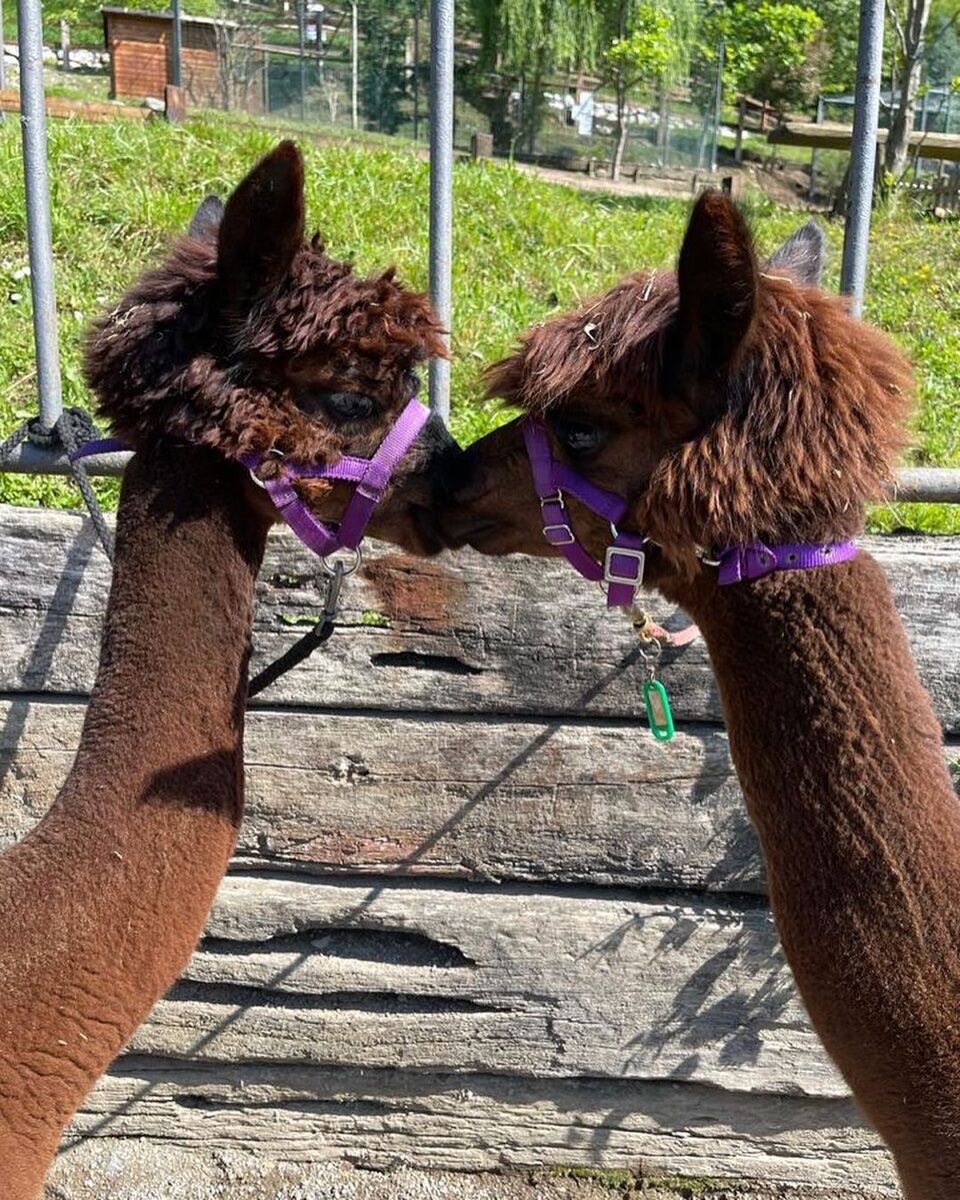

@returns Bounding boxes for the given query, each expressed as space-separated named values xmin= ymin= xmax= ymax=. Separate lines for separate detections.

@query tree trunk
xmin=612 ymin=83 xmax=628 ymax=180
xmin=883 ymin=0 xmax=932 ymax=183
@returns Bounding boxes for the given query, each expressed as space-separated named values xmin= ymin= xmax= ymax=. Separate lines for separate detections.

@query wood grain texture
xmin=116 ymin=873 xmax=845 ymax=1099
xmin=67 ymin=1062 xmax=897 ymax=1193
xmin=1 ymin=506 xmax=958 ymax=730
xmin=4 ymin=698 xmax=957 ymax=890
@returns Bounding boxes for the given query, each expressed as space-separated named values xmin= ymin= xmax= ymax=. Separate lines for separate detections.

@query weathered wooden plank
xmin=114 ymin=873 xmax=845 ymax=1099
xmin=1 ymin=506 xmax=957 ymax=730
xmin=64 ymin=1061 xmax=897 ymax=1194
xmin=4 ymin=699 xmax=956 ymax=891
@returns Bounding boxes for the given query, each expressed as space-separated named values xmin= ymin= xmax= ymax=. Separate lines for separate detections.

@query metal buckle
xmin=603 ymin=545 xmax=645 ymax=587
xmin=543 ymin=523 xmax=576 ymax=546
xmin=540 ymin=490 xmax=565 ymax=510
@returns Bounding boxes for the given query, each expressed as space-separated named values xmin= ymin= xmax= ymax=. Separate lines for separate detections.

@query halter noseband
xmin=238 ymin=394 xmax=429 ymax=568
xmin=523 ymin=415 xmax=858 ymax=598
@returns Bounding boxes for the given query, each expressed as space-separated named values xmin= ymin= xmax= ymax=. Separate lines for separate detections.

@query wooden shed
xmin=3 ymin=505 xmax=958 ymax=1197
xmin=101 ymin=6 xmax=263 ymax=113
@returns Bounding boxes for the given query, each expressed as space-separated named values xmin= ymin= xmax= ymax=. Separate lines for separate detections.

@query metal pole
xmin=16 ymin=0 xmax=63 ymax=431
xmin=0 ymin=0 xmax=6 ymax=123
xmin=428 ymin=0 xmax=454 ymax=422
xmin=171 ymin=0 xmax=182 ymax=88
xmin=709 ymin=39 xmax=725 ymax=172
xmin=351 ymin=1 xmax=358 ymax=130
xmin=839 ymin=0 xmax=885 ymax=315
xmin=809 ymin=94 xmax=824 ymax=199
xmin=297 ymin=0 xmax=306 ymax=122
xmin=413 ymin=0 xmax=420 ymax=141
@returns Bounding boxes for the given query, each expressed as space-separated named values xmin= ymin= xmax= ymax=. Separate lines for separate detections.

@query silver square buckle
xmin=604 ymin=545 xmax=645 ymax=587
xmin=544 ymin=523 xmax=576 ymax=546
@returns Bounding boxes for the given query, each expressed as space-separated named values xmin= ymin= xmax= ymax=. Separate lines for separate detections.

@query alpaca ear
xmin=766 ymin=220 xmax=825 ymax=285
xmin=188 ymin=194 xmax=224 ymax=240
xmin=217 ymin=140 xmax=305 ymax=310
xmin=673 ymin=190 xmax=758 ymax=394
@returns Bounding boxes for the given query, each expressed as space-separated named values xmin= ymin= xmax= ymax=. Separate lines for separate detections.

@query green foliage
xmin=602 ymin=6 xmax=675 ymax=97
xmin=696 ymin=0 xmax=825 ymax=113
xmin=810 ymin=0 xmax=861 ymax=90
xmin=0 ymin=113 xmax=956 ymax=534
xmin=470 ymin=0 xmax=601 ymax=74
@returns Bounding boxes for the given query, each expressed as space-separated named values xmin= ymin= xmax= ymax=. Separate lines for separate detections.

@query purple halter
xmin=71 ymin=394 xmax=430 ymax=567
xmin=523 ymin=416 xmax=858 ymax=599
xmin=523 ymin=417 xmax=648 ymax=608
xmin=238 ymin=395 xmax=429 ymax=564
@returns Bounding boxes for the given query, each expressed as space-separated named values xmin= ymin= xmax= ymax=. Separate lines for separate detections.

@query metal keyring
xmin=320 ymin=545 xmax=363 ymax=577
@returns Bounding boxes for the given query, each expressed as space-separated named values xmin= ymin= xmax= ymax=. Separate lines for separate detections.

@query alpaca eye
xmin=550 ymin=417 xmax=609 ymax=455
xmin=320 ymin=391 xmax=376 ymax=422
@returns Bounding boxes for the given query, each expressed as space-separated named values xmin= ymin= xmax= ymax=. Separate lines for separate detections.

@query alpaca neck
xmin=674 ymin=555 xmax=960 ymax=1198
xmin=0 ymin=444 xmax=269 ymax=1199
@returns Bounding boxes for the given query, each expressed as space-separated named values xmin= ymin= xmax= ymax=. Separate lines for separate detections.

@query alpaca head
xmin=441 ymin=191 xmax=913 ymax=582
xmin=84 ymin=141 xmax=457 ymax=555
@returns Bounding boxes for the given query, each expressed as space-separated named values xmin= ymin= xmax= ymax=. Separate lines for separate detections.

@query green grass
xmin=0 ymin=111 xmax=957 ymax=530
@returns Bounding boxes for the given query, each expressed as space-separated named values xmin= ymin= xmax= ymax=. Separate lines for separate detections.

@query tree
xmin=695 ymin=0 xmax=825 ymax=117
xmin=883 ymin=0 xmax=934 ymax=183
xmin=467 ymin=0 xmax=601 ymax=151
xmin=601 ymin=5 xmax=674 ymax=178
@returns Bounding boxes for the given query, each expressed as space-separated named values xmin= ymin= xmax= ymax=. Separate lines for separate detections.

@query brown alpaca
xmin=0 ymin=141 xmax=453 ymax=1200
xmin=442 ymin=192 xmax=960 ymax=1199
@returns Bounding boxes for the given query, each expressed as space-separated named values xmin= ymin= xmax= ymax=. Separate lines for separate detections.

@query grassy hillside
xmin=0 ymin=113 xmax=957 ymax=529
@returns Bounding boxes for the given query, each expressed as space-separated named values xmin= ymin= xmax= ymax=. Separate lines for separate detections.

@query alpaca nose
xmin=417 ymin=414 xmax=465 ymax=498
xmin=444 ymin=440 xmax=490 ymax=503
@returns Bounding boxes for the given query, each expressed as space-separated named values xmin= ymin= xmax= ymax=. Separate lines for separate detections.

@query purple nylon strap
xmin=716 ymin=539 xmax=858 ymax=585
xmin=71 ymin=399 xmax=430 ymax=565
xmin=69 ymin=437 xmax=128 ymax=460
xmin=239 ymin=396 xmax=430 ymax=560
xmin=522 ymin=418 xmax=648 ymax=609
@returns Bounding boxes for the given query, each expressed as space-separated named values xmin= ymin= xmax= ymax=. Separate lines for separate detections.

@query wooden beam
xmin=769 ymin=120 xmax=960 ymax=162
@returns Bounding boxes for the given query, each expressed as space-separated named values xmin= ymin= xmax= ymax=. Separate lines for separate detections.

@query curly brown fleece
xmin=84 ymin=234 xmax=446 ymax=465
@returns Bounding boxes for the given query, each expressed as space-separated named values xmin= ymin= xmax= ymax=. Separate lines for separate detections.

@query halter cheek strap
xmin=523 ymin=417 xmax=648 ymax=609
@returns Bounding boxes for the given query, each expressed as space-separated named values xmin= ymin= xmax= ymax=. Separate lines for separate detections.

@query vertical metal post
xmin=839 ymin=0 xmax=884 ymax=315
xmin=413 ymin=0 xmax=421 ymax=141
xmin=351 ymin=1 xmax=358 ymax=130
xmin=0 ymin=0 xmax=6 ymax=123
xmin=170 ymin=0 xmax=182 ymax=87
xmin=297 ymin=0 xmax=306 ymax=122
xmin=709 ymin=39 xmax=725 ymax=172
xmin=17 ymin=0 xmax=63 ymax=430
xmin=809 ymin=94 xmax=824 ymax=199
xmin=428 ymin=0 xmax=454 ymax=421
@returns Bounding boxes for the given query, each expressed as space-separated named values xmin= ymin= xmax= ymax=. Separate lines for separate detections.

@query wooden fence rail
xmin=2 ymin=505 xmax=957 ymax=1197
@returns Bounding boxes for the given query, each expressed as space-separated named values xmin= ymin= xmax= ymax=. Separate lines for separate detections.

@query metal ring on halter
xmin=248 ymin=447 xmax=286 ymax=490
xmin=320 ymin=545 xmax=363 ymax=577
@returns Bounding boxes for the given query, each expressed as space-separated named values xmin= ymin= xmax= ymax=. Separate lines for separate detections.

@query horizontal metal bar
xmin=2 ymin=450 xmax=959 ymax=504
xmin=891 ymin=468 xmax=960 ymax=504
xmin=0 ymin=444 xmax=131 ymax=476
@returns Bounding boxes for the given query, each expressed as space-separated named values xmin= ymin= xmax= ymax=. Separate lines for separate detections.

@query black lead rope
xmin=0 ymin=408 xmax=116 ymax=561
xmin=247 ymin=561 xmax=346 ymax=700
xmin=2 ymin=412 xmax=343 ymax=699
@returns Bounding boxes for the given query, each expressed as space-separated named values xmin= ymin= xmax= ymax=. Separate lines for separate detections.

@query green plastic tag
xmin=643 ymin=678 xmax=675 ymax=741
